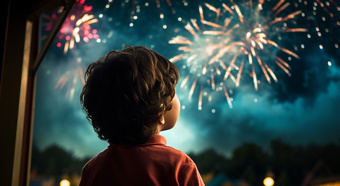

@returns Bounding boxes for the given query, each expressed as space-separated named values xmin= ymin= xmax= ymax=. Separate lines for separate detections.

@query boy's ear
xmin=159 ymin=116 xmax=165 ymax=125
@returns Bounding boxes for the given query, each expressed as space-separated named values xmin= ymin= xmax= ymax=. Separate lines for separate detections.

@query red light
xmin=65 ymin=35 xmax=70 ymax=40
xmin=57 ymin=42 xmax=62 ymax=47
xmin=84 ymin=5 xmax=92 ymax=12
xmin=83 ymin=37 xmax=89 ymax=43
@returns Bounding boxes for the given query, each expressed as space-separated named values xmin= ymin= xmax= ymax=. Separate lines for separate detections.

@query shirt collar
xmin=108 ymin=134 xmax=167 ymax=148
xmin=143 ymin=134 xmax=167 ymax=146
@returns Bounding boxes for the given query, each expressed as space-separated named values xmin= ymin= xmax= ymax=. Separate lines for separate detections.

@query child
xmin=79 ymin=46 xmax=204 ymax=185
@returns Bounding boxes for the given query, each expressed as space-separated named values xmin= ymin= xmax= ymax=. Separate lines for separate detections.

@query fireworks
xmin=55 ymin=58 xmax=86 ymax=100
xmin=54 ymin=0 xmax=99 ymax=53
xmin=169 ymin=0 xmax=308 ymax=109
xmin=314 ymin=0 xmax=340 ymax=19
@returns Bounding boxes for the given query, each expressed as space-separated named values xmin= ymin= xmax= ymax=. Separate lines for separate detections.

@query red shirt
xmin=79 ymin=134 xmax=205 ymax=186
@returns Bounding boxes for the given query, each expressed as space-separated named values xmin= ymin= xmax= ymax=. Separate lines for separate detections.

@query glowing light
xmin=263 ymin=177 xmax=274 ymax=186
xmin=60 ymin=179 xmax=70 ymax=186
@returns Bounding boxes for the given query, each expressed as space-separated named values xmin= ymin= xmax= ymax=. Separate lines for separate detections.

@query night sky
xmin=33 ymin=0 xmax=340 ymax=159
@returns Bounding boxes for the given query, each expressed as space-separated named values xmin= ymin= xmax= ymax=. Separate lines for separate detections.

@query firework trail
xmin=314 ymin=0 xmax=340 ymax=19
xmin=55 ymin=58 xmax=86 ymax=100
xmin=169 ymin=0 xmax=308 ymax=109
xmin=43 ymin=0 xmax=99 ymax=53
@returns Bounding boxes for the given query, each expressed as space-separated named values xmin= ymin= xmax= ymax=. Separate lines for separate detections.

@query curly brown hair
xmin=80 ymin=46 xmax=179 ymax=145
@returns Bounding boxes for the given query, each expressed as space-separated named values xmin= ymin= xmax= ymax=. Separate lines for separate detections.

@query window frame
xmin=0 ymin=0 xmax=75 ymax=185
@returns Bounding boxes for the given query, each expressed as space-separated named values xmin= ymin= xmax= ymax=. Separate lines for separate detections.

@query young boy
xmin=79 ymin=46 xmax=204 ymax=185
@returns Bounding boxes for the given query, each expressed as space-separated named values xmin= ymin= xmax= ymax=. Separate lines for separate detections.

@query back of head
xmin=80 ymin=46 xmax=179 ymax=145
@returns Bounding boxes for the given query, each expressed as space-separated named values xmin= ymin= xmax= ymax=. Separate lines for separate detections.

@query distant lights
xmin=98 ymin=14 xmax=103 ymax=18
xmin=301 ymin=44 xmax=305 ymax=49
xmin=133 ymin=15 xmax=138 ymax=20
xmin=60 ymin=179 xmax=70 ymax=186
xmin=335 ymin=44 xmax=339 ymax=48
xmin=129 ymin=23 xmax=134 ymax=27
xmin=181 ymin=105 xmax=186 ymax=110
xmin=328 ymin=61 xmax=332 ymax=66
xmin=145 ymin=2 xmax=149 ymax=6
xmin=211 ymin=109 xmax=216 ymax=113
xmin=163 ymin=25 xmax=167 ymax=29
xmin=178 ymin=17 xmax=182 ymax=21
xmin=160 ymin=13 xmax=164 ymax=19
xmin=105 ymin=4 xmax=110 ymax=9
xmin=319 ymin=45 xmax=323 ymax=49
xmin=307 ymin=34 xmax=311 ymax=38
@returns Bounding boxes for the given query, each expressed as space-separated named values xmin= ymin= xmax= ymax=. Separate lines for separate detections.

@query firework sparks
xmin=169 ymin=3 xmax=238 ymax=109
xmin=315 ymin=0 xmax=340 ymax=18
xmin=55 ymin=58 xmax=86 ymax=100
xmin=53 ymin=0 xmax=99 ymax=53
xmin=169 ymin=0 xmax=308 ymax=109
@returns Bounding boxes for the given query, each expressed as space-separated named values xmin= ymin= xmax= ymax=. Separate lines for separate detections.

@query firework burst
xmin=169 ymin=0 xmax=308 ymax=109
xmin=51 ymin=0 xmax=99 ymax=53
xmin=55 ymin=58 xmax=86 ymax=100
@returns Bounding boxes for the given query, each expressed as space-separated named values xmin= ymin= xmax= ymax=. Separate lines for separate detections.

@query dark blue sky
xmin=33 ymin=0 xmax=340 ymax=158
